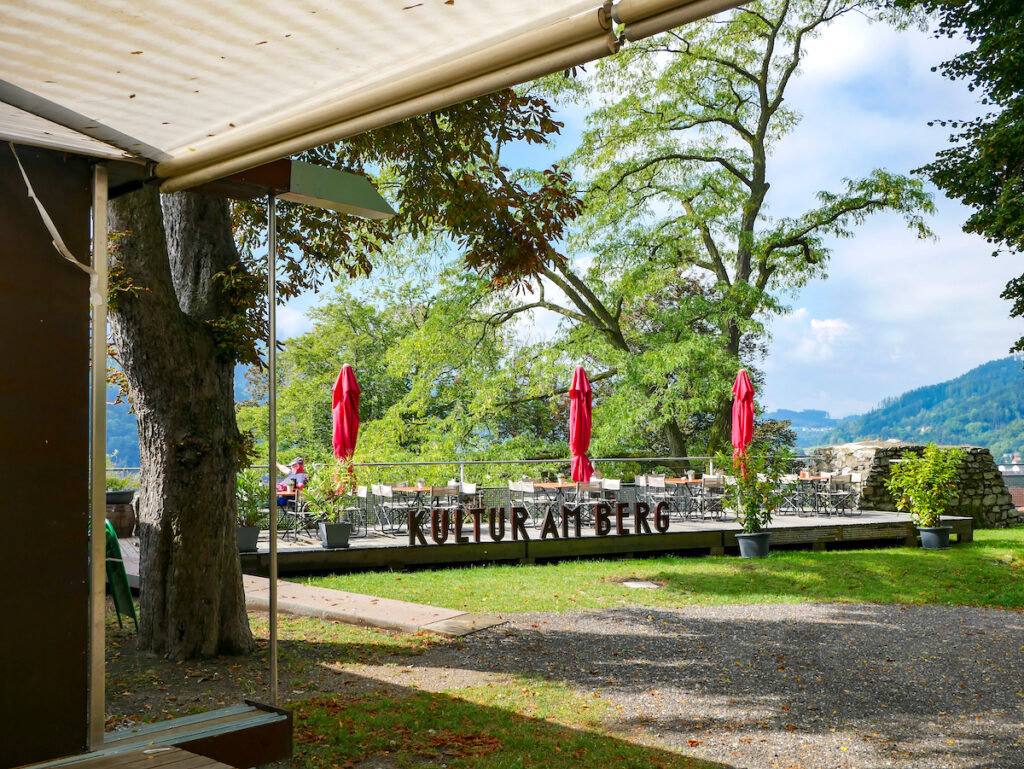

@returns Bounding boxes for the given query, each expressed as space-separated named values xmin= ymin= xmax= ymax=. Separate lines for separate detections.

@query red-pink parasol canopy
xmin=569 ymin=366 xmax=594 ymax=482
xmin=332 ymin=364 xmax=361 ymax=463
xmin=731 ymin=369 xmax=755 ymax=461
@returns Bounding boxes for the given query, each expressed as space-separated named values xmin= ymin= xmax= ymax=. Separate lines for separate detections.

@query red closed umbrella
xmin=332 ymin=364 xmax=361 ymax=466
xmin=731 ymin=369 xmax=755 ymax=466
xmin=569 ymin=366 xmax=594 ymax=482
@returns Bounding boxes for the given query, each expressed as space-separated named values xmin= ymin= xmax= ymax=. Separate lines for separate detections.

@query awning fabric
xmin=0 ymin=0 xmax=746 ymax=186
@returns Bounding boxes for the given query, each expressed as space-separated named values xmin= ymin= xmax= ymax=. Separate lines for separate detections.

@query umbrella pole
xmin=267 ymin=194 xmax=279 ymax=706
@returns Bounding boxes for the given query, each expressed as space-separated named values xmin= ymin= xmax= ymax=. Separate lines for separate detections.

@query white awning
xmin=0 ymin=0 xmax=744 ymax=187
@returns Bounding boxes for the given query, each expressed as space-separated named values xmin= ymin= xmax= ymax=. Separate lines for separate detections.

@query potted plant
xmin=720 ymin=448 xmax=790 ymax=558
xmin=235 ymin=467 xmax=265 ymax=553
xmin=105 ymin=466 xmax=138 ymax=505
xmin=885 ymin=443 xmax=965 ymax=549
xmin=304 ymin=462 xmax=352 ymax=549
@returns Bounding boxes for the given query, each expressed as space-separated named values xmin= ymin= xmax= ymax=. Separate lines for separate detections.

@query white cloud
xmin=277 ymin=303 xmax=313 ymax=339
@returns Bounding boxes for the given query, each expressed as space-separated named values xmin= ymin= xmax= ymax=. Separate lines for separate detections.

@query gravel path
xmin=406 ymin=603 xmax=1024 ymax=769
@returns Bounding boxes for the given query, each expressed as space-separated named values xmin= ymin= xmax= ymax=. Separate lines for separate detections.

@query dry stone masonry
xmin=811 ymin=441 xmax=1021 ymax=528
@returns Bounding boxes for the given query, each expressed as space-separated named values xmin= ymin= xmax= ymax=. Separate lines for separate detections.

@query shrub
xmin=236 ymin=467 xmax=267 ymax=527
xmin=717 ymin=447 xmax=793 ymax=534
xmin=885 ymin=443 xmax=965 ymax=528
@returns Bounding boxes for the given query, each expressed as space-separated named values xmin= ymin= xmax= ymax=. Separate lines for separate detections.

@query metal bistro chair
xmin=458 ymin=481 xmax=481 ymax=511
xmin=821 ymin=473 xmax=860 ymax=516
xmin=567 ymin=481 xmax=604 ymax=525
xmin=779 ymin=474 xmax=804 ymax=515
xmin=633 ymin=474 xmax=647 ymax=502
xmin=341 ymin=485 xmax=370 ymax=537
xmin=281 ymin=487 xmax=318 ymax=541
xmin=644 ymin=475 xmax=676 ymax=515
xmin=520 ymin=480 xmax=556 ymax=525
xmin=601 ymin=477 xmax=621 ymax=499
xmin=372 ymin=484 xmax=412 ymax=534
xmin=701 ymin=475 xmax=727 ymax=520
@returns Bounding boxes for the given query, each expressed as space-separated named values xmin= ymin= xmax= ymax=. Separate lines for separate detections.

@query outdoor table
xmin=529 ymin=481 xmax=576 ymax=518
xmin=796 ymin=475 xmax=828 ymax=514
xmin=533 ymin=481 xmax=577 ymax=503
xmin=664 ymin=477 xmax=704 ymax=518
xmin=275 ymin=488 xmax=311 ymax=539
xmin=393 ymin=485 xmax=459 ymax=510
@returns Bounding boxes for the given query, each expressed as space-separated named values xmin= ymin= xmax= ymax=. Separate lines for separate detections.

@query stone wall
xmin=811 ymin=441 xmax=1022 ymax=528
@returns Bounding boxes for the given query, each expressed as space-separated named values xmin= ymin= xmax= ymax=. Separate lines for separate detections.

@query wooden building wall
xmin=0 ymin=144 xmax=93 ymax=768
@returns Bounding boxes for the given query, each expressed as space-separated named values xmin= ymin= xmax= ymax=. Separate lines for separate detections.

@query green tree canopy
xmin=898 ymin=0 xmax=1024 ymax=351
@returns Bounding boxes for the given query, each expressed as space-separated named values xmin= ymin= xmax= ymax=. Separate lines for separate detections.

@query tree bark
xmin=108 ymin=186 xmax=253 ymax=658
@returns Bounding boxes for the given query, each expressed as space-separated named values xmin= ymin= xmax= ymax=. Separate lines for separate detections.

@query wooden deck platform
xmin=245 ymin=511 xmax=973 ymax=574
xmin=22 ymin=746 xmax=234 ymax=769
xmin=117 ymin=512 xmax=972 ymax=580
xmin=20 ymin=703 xmax=292 ymax=769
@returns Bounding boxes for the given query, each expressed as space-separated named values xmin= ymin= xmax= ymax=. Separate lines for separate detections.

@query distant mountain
xmin=762 ymin=408 xmax=848 ymax=449
xmin=824 ymin=356 xmax=1024 ymax=457
xmin=106 ymin=364 xmax=253 ymax=468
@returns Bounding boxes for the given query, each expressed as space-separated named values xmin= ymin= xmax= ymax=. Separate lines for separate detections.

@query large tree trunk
xmin=108 ymin=186 xmax=253 ymax=658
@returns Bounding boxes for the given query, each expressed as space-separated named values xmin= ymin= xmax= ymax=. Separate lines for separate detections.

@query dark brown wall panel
xmin=0 ymin=144 xmax=92 ymax=767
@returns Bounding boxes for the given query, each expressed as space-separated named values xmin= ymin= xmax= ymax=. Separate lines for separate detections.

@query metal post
xmin=460 ymin=463 xmax=465 ymax=484
xmin=88 ymin=165 xmax=109 ymax=749
xmin=267 ymin=195 xmax=279 ymax=706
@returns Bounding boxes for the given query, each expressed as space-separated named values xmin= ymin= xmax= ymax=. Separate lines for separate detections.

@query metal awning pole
xmin=267 ymin=194 xmax=279 ymax=706
xmin=88 ymin=164 xmax=109 ymax=748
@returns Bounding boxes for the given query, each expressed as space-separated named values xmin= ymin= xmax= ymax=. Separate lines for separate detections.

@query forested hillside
xmin=825 ymin=357 xmax=1024 ymax=457
xmin=762 ymin=409 xmax=846 ymax=449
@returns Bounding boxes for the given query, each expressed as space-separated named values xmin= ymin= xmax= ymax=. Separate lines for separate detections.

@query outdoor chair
xmin=601 ymin=477 xmax=621 ymax=503
xmin=508 ymin=479 xmax=523 ymax=510
xmin=701 ymin=475 xmax=726 ymax=520
xmin=429 ymin=485 xmax=460 ymax=513
xmin=520 ymin=480 xmax=557 ymax=524
xmin=281 ymin=489 xmax=318 ymax=541
xmin=458 ymin=481 xmax=480 ymax=507
xmin=644 ymin=475 xmax=676 ymax=514
xmin=821 ymin=473 xmax=860 ymax=516
xmin=341 ymin=485 xmax=370 ymax=537
xmin=372 ymin=484 xmax=412 ymax=534
xmin=779 ymin=474 xmax=805 ymax=515
xmin=566 ymin=481 xmax=604 ymax=524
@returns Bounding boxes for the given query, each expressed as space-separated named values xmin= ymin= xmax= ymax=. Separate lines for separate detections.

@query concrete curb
xmin=243 ymin=575 xmax=506 ymax=637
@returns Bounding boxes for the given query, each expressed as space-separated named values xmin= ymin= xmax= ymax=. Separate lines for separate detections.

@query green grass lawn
xmin=303 ymin=527 xmax=1024 ymax=613
xmin=292 ymin=685 xmax=728 ymax=769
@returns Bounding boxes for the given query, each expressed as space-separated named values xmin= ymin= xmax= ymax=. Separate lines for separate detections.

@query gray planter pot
xmin=917 ymin=525 xmax=952 ymax=550
xmin=736 ymin=531 xmax=771 ymax=558
xmin=105 ymin=489 xmax=137 ymax=505
xmin=236 ymin=525 xmax=260 ymax=553
xmin=318 ymin=521 xmax=352 ymax=549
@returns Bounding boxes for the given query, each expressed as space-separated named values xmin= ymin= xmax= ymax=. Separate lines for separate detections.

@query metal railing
xmin=106 ymin=454 xmax=816 ymax=482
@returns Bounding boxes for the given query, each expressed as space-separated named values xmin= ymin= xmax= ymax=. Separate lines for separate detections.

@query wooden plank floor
xmin=24 ymin=746 xmax=233 ymax=769
xmin=118 ymin=511 xmax=973 ymax=580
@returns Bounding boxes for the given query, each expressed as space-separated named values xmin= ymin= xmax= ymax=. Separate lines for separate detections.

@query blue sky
xmin=278 ymin=12 xmax=1023 ymax=420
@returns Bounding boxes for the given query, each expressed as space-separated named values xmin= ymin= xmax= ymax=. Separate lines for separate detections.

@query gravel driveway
xmin=408 ymin=603 xmax=1024 ymax=769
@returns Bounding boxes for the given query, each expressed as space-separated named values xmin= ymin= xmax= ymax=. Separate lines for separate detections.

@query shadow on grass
xmin=372 ymin=602 xmax=1024 ymax=769
xmin=287 ymin=684 xmax=731 ymax=769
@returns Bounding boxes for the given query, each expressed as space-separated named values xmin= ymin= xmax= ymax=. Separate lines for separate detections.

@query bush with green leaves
xmin=303 ymin=460 xmax=351 ymax=524
xmin=235 ymin=467 xmax=267 ymax=527
xmin=717 ymin=448 xmax=793 ymax=534
xmin=885 ymin=443 xmax=965 ymax=528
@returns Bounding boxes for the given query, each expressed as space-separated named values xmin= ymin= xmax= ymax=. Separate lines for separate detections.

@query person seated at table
xmin=276 ymin=457 xmax=308 ymax=506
